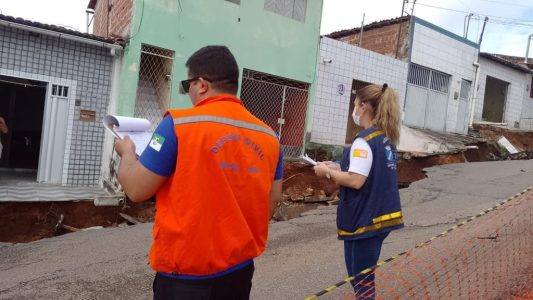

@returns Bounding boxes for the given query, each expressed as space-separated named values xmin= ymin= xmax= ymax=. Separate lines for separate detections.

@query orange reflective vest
xmin=149 ymin=94 xmax=280 ymax=276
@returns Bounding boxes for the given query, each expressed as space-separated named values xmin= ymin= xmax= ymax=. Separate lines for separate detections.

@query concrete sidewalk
xmin=1 ymin=160 xmax=532 ymax=300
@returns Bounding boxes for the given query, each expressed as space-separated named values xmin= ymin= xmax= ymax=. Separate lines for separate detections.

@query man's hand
xmin=114 ymin=135 xmax=136 ymax=157
xmin=114 ymin=135 xmax=168 ymax=202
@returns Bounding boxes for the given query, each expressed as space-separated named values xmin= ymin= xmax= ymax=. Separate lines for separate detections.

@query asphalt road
xmin=1 ymin=160 xmax=532 ymax=300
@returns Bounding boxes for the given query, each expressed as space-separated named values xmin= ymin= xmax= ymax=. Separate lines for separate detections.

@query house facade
xmin=326 ymin=16 xmax=479 ymax=135
xmin=475 ymin=53 xmax=533 ymax=130
xmin=310 ymin=37 xmax=408 ymax=146
xmin=89 ymin=0 xmax=324 ymax=158
xmin=0 ymin=14 xmax=121 ymax=188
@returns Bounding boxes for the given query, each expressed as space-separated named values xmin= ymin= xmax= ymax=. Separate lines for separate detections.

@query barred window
xmin=265 ymin=0 xmax=306 ymax=22
xmin=408 ymin=63 xmax=450 ymax=93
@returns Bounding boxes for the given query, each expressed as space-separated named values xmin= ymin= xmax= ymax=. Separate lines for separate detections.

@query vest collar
xmin=194 ymin=94 xmax=243 ymax=107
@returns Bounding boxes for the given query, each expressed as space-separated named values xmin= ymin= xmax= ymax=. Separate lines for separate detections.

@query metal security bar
xmin=135 ymin=45 xmax=174 ymax=131
xmin=408 ymin=63 xmax=450 ymax=94
xmin=240 ymin=69 xmax=309 ymax=158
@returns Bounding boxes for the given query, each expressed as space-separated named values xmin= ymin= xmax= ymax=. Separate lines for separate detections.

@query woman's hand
xmin=313 ymin=162 xmax=331 ymax=178
xmin=322 ymin=161 xmax=340 ymax=171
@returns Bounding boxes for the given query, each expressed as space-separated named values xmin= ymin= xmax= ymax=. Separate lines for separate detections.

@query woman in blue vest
xmin=314 ymin=83 xmax=403 ymax=299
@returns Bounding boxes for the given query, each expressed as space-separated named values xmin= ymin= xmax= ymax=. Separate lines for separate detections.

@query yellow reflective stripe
xmin=338 ymin=218 xmax=404 ymax=236
xmin=372 ymin=211 xmax=402 ymax=224
xmin=363 ymin=130 xmax=384 ymax=141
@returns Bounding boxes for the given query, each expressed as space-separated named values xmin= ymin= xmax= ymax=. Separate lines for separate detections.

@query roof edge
xmin=480 ymin=52 xmax=533 ymax=74
xmin=326 ymin=15 xmax=410 ymax=39
xmin=0 ymin=13 xmax=123 ymax=48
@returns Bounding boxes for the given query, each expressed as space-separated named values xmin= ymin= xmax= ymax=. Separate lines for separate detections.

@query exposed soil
xmin=282 ymin=161 xmax=338 ymax=197
xmin=0 ymin=201 xmax=154 ymax=243
xmin=474 ymin=124 xmax=533 ymax=152
xmin=397 ymin=152 xmax=466 ymax=184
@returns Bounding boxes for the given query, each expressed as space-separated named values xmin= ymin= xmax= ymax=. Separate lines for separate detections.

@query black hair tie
xmin=382 ymin=83 xmax=388 ymax=92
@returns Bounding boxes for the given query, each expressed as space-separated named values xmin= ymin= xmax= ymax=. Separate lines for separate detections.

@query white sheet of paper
xmin=302 ymin=154 xmax=317 ymax=166
xmin=103 ymin=115 xmax=152 ymax=156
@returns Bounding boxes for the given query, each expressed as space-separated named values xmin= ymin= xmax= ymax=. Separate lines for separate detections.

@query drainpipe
xmin=359 ymin=13 xmax=365 ymax=47
xmin=468 ymin=60 xmax=481 ymax=128
xmin=525 ymin=34 xmax=533 ymax=63
xmin=469 ymin=17 xmax=489 ymax=128
xmin=86 ymin=8 xmax=95 ymax=33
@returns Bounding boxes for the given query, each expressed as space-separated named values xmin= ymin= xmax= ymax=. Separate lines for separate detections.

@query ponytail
xmin=357 ymin=84 xmax=401 ymax=145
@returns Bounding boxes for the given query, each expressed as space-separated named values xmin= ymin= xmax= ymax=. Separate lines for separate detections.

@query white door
xmin=456 ymin=79 xmax=472 ymax=134
xmin=37 ymin=84 xmax=69 ymax=184
xmin=404 ymin=85 xmax=428 ymax=128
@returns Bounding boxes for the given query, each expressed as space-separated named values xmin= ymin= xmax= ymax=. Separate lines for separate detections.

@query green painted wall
xmin=117 ymin=0 xmax=323 ymax=115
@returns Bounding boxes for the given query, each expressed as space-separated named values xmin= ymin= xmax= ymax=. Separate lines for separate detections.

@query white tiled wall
xmin=476 ymin=57 xmax=529 ymax=129
xmin=520 ymin=74 xmax=533 ymax=130
xmin=311 ymin=37 xmax=408 ymax=146
xmin=410 ymin=22 xmax=478 ymax=133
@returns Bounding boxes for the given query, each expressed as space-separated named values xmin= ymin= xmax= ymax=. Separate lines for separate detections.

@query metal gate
xmin=240 ymin=69 xmax=309 ymax=158
xmin=135 ymin=45 xmax=174 ymax=131
xmin=404 ymin=64 xmax=451 ymax=132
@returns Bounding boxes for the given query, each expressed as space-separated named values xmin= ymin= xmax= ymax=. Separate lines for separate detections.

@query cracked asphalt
xmin=1 ymin=160 xmax=532 ymax=299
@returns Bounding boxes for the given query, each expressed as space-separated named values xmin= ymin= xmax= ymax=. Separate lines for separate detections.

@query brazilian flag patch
xmin=149 ymin=133 xmax=165 ymax=152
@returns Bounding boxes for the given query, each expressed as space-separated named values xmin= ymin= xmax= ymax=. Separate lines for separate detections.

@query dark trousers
xmin=153 ymin=262 xmax=254 ymax=300
xmin=343 ymin=232 xmax=389 ymax=300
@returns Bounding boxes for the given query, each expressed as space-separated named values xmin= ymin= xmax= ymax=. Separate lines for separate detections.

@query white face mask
xmin=352 ymin=109 xmax=361 ymax=126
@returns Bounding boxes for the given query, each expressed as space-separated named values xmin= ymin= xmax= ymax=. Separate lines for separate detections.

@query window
xmin=460 ymin=79 xmax=472 ymax=99
xmin=407 ymin=64 xmax=431 ymax=87
xmin=225 ymin=0 xmax=240 ymax=4
xmin=430 ymin=71 xmax=450 ymax=93
xmin=51 ymin=84 xmax=69 ymax=97
xmin=407 ymin=63 xmax=450 ymax=93
xmin=265 ymin=0 xmax=307 ymax=22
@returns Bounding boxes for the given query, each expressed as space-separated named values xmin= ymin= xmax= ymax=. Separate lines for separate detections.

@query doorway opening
xmin=0 ymin=75 xmax=47 ymax=180
xmin=345 ymin=79 xmax=371 ymax=144
xmin=482 ymin=76 xmax=509 ymax=123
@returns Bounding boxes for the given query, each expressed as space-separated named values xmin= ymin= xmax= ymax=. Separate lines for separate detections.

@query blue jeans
xmin=343 ymin=232 xmax=389 ymax=300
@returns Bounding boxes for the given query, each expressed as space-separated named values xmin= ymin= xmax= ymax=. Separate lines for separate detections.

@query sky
xmin=0 ymin=0 xmax=532 ymax=57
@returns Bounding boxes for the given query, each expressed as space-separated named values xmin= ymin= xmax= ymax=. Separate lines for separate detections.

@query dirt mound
xmin=283 ymin=161 xmax=338 ymax=198
xmin=475 ymin=124 xmax=533 ymax=152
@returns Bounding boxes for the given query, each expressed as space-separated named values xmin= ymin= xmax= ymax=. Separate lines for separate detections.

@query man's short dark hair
xmin=186 ymin=45 xmax=239 ymax=95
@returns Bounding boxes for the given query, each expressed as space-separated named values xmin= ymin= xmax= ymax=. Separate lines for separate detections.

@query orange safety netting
xmin=306 ymin=187 xmax=533 ymax=299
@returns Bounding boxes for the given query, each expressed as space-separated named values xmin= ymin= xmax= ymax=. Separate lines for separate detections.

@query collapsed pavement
xmin=1 ymin=159 xmax=532 ymax=300
xmin=1 ymin=124 xmax=533 ymax=243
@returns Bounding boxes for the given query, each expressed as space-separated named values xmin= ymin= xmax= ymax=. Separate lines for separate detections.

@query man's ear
xmin=198 ymin=78 xmax=210 ymax=94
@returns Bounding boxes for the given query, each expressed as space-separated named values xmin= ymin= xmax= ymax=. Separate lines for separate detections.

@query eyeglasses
xmin=180 ymin=77 xmax=213 ymax=94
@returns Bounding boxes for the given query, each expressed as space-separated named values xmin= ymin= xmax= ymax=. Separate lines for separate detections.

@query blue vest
xmin=337 ymin=127 xmax=404 ymax=240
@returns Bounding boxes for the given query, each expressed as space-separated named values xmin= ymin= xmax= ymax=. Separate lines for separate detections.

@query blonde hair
xmin=357 ymin=84 xmax=401 ymax=145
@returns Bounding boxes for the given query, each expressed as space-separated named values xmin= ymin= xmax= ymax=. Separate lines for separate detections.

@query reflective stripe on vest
xmin=363 ymin=130 xmax=384 ymax=141
xmin=338 ymin=211 xmax=403 ymax=236
xmin=173 ymin=115 xmax=278 ymax=139
xmin=372 ymin=211 xmax=402 ymax=224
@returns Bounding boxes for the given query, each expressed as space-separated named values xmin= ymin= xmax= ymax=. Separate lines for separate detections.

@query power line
xmin=466 ymin=15 xmax=533 ymax=29
xmin=416 ymin=2 xmax=533 ymax=23
xmin=488 ymin=19 xmax=533 ymax=29
xmin=454 ymin=0 xmax=472 ymax=12
xmin=478 ymin=0 xmax=531 ymax=8
xmin=469 ymin=15 xmax=533 ymax=29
